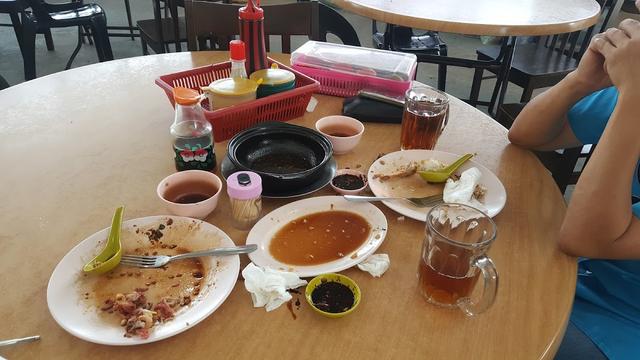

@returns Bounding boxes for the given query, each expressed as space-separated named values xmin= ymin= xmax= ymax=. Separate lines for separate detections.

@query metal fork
xmin=120 ymin=244 xmax=257 ymax=268
xmin=344 ymin=194 xmax=443 ymax=208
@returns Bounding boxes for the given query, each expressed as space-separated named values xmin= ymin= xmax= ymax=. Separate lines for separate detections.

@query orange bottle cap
xmin=173 ymin=87 xmax=200 ymax=105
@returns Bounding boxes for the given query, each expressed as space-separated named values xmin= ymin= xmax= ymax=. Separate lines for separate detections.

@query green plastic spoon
xmin=418 ymin=153 xmax=474 ymax=183
xmin=82 ymin=206 xmax=124 ymax=275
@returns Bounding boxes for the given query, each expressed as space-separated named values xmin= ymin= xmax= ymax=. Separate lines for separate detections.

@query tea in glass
xmin=418 ymin=203 xmax=498 ymax=316
xmin=400 ymin=84 xmax=449 ymax=150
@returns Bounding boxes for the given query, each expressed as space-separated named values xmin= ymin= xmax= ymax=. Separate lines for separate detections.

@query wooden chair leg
xmin=9 ymin=11 xmax=24 ymax=51
xmin=44 ymin=28 xmax=55 ymax=50
xmin=520 ymin=85 xmax=535 ymax=103
xmin=469 ymin=67 xmax=484 ymax=107
xmin=90 ymin=15 xmax=114 ymax=61
xmin=22 ymin=23 xmax=37 ymax=80
xmin=141 ymin=37 xmax=150 ymax=55
xmin=124 ymin=0 xmax=135 ymax=40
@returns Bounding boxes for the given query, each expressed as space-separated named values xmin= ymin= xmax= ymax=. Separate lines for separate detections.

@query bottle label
xmin=174 ymin=143 xmax=216 ymax=171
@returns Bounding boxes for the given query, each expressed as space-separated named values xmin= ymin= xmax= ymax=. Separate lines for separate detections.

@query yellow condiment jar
xmin=250 ymin=65 xmax=296 ymax=98
xmin=201 ymin=77 xmax=261 ymax=110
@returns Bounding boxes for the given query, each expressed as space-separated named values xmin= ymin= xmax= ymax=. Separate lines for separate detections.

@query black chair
xmin=20 ymin=0 xmax=114 ymax=80
xmin=475 ymin=0 xmax=618 ymax=103
xmin=496 ymin=103 xmax=593 ymax=193
xmin=137 ymin=0 xmax=189 ymax=54
xmin=318 ymin=2 xmax=360 ymax=46
xmin=185 ymin=0 xmax=321 ymax=53
xmin=372 ymin=21 xmax=447 ymax=90
xmin=0 ymin=74 xmax=10 ymax=90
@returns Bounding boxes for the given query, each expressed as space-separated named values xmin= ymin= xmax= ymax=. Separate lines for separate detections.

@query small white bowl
xmin=315 ymin=115 xmax=365 ymax=155
xmin=330 ymin=169 xmax=368 ymax=195
xmin=157 ymin=170 xmax=222 ymax=219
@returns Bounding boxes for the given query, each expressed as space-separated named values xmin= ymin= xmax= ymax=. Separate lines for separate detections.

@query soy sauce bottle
xmin=171 ymin=87 xmax=216 ymax=171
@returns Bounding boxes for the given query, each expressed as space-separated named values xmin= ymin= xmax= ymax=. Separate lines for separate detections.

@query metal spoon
xmin=0 ymin=335 xmax=40 ymax=347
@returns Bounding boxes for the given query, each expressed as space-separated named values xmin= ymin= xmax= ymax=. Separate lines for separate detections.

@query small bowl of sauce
xmin=157 ymin=170 xmax=222 ymax=219
xmin=305 ymin=273 xmax=361 ymax=318
xmin=315 ymin=115 xmax=364 ymax=154
xmin=331 ymin=169 xmax=367 ymax=195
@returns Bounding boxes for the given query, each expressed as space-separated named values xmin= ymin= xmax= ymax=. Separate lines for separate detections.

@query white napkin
xmin=357 ymin=254 xmax=390 ymax=277
xmin=241 ymin=263 xmax=307 ymax=312
xmin=443 ymin=167 xmax=488 ymax=214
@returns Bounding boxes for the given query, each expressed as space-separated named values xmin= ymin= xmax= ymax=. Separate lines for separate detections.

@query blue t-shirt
xmin=567 ymin=86 xmax=640 ymax=360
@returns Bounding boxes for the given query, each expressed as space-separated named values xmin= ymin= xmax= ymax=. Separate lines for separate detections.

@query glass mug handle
xmin=456 ymin=255 xmax=498 ymax=316
xmin=439 ymin=106 xmax=449 ymax=136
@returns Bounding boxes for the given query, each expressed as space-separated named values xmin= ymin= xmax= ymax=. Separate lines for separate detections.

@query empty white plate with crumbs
xmin=368 ymin=150 xmax=507 ymax=221
xmin=47 ymin=216 xmax=239 ymax=346
xmin=246 ymin=196 xmax=388 ymax=278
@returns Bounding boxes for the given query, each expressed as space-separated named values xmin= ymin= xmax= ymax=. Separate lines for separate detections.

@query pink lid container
xmin=227 ymin=171 xmax=262 ymax=200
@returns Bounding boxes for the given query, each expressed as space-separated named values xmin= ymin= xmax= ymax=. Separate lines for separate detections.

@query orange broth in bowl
xmin=269 ymin=211 xmax=371 ymax=266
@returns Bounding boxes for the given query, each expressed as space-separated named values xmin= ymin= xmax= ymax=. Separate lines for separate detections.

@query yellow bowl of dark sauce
xmin=305 ymin=273 xmax=360 ymax=318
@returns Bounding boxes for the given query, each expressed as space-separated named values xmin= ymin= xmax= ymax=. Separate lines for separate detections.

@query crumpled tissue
xmin=443 ymin=167 xmax=488 ymax=214
xmin=242 ymin=263 xmax=307 ymax=312
xmin=357 ymin=254 xmax=390 ymax=277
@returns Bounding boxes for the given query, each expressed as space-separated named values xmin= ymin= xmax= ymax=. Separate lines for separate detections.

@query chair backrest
xmin=318 ymin=2 xmax=360 ymax=46
xmin=535 ymin=0 xmax=618 ymax=60
xmin=23 ymin=0 xmax=52 ymax=21
xmin=184 ymin=0 xmax=320 ymax=53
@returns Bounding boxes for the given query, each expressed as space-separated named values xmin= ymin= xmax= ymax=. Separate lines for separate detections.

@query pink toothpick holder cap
xmin=226 ymin=171 xmax=262 ymax=200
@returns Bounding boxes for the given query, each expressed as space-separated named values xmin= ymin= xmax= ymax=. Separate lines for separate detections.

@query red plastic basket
xmin=155 ymin=58 xmax=319 ymax=142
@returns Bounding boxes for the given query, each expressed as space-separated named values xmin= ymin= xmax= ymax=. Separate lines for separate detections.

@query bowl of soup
xmin=315 ymin=116 xmax=364 ymax=154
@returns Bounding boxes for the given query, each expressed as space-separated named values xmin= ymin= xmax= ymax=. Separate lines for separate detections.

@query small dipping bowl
xmin=305 ymin=273 xmax=361 ymax=318
xmin=157 ymin=170 xmax=223 ymax=219
xmin=315 ymin=115 xmax=365 ymax=154
xmin=330 ymin=168 xmax=368 ymax=195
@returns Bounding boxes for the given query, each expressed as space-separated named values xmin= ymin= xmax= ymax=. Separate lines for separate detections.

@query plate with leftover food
xmin=368 ymin=150 xmax=507 ymax=220
xmin=246 ymin=196 xmax=388 ymax=277
xmin=47 ymin=216 xmax=240 ymax=346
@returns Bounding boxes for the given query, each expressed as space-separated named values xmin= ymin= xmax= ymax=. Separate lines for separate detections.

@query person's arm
xmin=508 ymin=37 xmax=612 ymax=151
xmin=558 ymin=18 xmax=640 ymax=259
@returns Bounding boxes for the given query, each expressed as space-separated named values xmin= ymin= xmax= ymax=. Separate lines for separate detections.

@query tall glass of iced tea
xmin=418 ymin=203 xmax=498 ymax=316
xmin=400 ymin=84 xmax=449 ymax=150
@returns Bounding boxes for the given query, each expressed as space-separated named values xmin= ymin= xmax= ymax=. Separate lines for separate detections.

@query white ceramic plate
xmin=368 ymin=150 xmax=507 ymax=221
xmin=246 ymin=196 xmax=388 ymax=277
xmin=47 ymin=216 xmax=240 ymax=346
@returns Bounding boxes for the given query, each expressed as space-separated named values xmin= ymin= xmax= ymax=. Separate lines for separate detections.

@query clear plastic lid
xmin=291 ymin=41 xmax=417 ymax=82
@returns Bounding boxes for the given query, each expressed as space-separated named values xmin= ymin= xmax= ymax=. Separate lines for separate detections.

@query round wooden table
xmin=0 ymin=52 xmax=575 ymax=360
xmin=327 ymin=0 xmax=602 ymax=36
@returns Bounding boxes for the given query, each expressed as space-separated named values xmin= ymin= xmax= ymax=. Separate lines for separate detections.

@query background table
xmin=328 ymin=0 xmax=602 ymax=36
xmin=328 ymin=0 xmax=602 ymax=115
xmin=0 ymin=52 xmax=575 ymax=359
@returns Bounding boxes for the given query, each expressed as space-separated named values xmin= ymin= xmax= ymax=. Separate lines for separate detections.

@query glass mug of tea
xmin=400 ymin=84 xmax=449 ymax=150
xmin=418 ymin=203 xmax=498 ymax=316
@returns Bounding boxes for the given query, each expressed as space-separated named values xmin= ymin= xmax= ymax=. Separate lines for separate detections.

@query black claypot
xmin=226 ymin=122 xmax=333 ymax=191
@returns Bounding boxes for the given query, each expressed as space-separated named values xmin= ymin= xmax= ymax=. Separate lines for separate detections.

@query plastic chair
xmin=317 ymin=1 xmax=360 ymax=46
xmin=137 ymin=0 xmax=188 ymax=54
xmin=0 ymin=74 xmax=9 ymax=90
xmin=184 ymin=0 xmax=321 ymax=53
xmin=372 ymin=22 xmax=447 ymax=90
xmin=20 ymin=0 xmax=114 ymax=80
xmin=475 ymin=0 xmax=618 ymax=103
xmin=496 ymin=103 xmax=592 ymax=193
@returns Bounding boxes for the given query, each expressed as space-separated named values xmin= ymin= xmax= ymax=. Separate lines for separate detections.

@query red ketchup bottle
xmin=238 ymin=0 xmax=268 ymax=74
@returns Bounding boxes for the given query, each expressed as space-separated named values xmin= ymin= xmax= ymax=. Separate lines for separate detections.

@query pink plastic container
xmin=291 ymin=41 xmax=417 ymax=98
